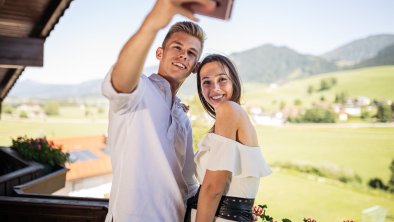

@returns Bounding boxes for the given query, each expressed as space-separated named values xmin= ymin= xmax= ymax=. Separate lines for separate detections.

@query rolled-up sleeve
xmin=101 ymin=67 xmax=146 ymax=115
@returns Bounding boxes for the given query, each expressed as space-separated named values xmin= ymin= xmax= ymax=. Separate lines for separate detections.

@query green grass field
xmin=256 ymin=172 xmax=394 ymax=221
xmin=58 ymin=106 xmax=108 ymax=119
xmin=0 ymin=119 xmax=107 ymax=146
xmin=2 ymin=120 xmax=393 ymax=220
xmin=193 ymin=123 xmax=394 ymax=221
xmin=193 ymin=124 xmax=394 ymax=182
xmin=243 ymin=66 xmax=394 ymax=111
xmin=255 ymin=124 xmax=394 ymax=221
xmin=256 ymin=125 xmax=394 ymax=182
xmin=1 ymin=120 xmax=394 ymax=221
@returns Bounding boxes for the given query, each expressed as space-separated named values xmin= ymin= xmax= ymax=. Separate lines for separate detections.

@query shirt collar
xmin=148 ymin=73 xmax=180 ymax=106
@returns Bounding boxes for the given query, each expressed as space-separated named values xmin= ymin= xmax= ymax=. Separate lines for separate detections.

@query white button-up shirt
xmin=102 ymin=70 xmax=198 ymax=222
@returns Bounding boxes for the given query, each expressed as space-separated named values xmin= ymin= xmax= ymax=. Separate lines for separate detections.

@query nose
xmin=178 ymin=49 xmax=187 ymax=60
xmin=213 ymin=82 xmax=221 ymax=91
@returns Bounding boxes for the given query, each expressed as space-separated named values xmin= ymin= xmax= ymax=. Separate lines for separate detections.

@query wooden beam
xmin=0 ymin=35 xmax=44 ymax=67
xmin=40 ymin=0 xmax=73 ymax=38
xmin=0 ymin=68 xmax=23 ymax=100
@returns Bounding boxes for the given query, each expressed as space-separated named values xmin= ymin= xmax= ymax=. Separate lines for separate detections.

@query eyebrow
xmin=201 ymin=73 xmax=227 ymax=80
xmin=171 ymin=41 xmax=198 ymax=54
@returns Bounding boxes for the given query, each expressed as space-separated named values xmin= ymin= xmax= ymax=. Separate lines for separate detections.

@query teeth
xmin=212 ymin=95 xmax=223 ymax=100
xmin=173 ymin=62 xmax=186 ymax=69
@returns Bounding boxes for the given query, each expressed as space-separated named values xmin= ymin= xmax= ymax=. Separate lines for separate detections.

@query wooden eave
xmin=0 ymin=0 xmax=73 ymax=109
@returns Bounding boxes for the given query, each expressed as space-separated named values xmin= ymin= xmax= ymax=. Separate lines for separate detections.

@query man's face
xmin=156 ymin=32 xmax=202 ymax=84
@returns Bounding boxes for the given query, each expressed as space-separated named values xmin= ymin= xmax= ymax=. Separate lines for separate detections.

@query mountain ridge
xmin=321 ymin=34 xmax=394 ymax=64
xmin=9 ymin=34 xmax=394 ymax=99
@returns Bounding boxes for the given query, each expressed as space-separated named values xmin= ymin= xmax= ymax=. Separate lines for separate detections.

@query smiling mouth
xmin=211 ymin=95 xmax=224 ymax=100
xmin=172 ymin=62 xmax=186 ymax=70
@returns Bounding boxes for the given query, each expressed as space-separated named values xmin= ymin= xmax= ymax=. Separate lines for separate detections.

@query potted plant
xmin=10 ymin=136 xmax=70 ymax=194
xmin=11 ymin=136 xmax=70 ymax=170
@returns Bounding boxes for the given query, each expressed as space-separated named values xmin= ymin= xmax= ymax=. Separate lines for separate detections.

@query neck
xmin=170 ymin=81 xmax=182 ymax=97
xmin=157 ymin=73 xmax=183 ymax=97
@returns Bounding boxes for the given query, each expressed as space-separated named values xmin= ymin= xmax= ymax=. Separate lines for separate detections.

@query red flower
xmin=253 ymin=205 xmax=264 ymax=217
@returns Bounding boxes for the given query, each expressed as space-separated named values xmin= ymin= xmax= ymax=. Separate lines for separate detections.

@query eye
xmin=219 ymin=77 xmax=228 ymax=82
xmin=188 ymin=51 xmax=197 ymax=57
xmin=202 ymin=80 xmax=210 ymax=85
xmin=173 ymin=46 xmax=181 ymax=50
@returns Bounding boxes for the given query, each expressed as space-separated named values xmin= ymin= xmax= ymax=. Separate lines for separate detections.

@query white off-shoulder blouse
xmin=195 ymin=133 xmax=272 ymax=197
xmin=190 ymin=133 xmax=272 ymax=221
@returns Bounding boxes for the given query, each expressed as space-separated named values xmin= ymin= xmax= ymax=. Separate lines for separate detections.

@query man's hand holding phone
xmin=182 ymin=0 xmax=234 ymax=20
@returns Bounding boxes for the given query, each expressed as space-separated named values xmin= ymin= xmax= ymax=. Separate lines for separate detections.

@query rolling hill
xmin=242 ymin=66 xmax=394 ymax=110
xmin=321 ymin=34 xmax=394 ymax=64
xmin=8 ymin=79 xmax=102 ymax=99
xmin=7 ymin=34 xmax=394 ymax=99
xmin=355 ymin=44 xmax=394 ymax=68
xmin=230 ymin=44 xmax=338 ymax=83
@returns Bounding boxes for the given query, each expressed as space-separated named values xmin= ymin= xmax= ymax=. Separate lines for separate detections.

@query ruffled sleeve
xmin=195 ymin=133 xmax=272 ymax=178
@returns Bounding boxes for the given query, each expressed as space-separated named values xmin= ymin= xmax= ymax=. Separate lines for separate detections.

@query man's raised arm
xmin=111 ymin=0 xmax=215 ymax=93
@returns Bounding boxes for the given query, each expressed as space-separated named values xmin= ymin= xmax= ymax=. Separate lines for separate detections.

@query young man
xmin=101 ymin=0 xmax=216 ymax=221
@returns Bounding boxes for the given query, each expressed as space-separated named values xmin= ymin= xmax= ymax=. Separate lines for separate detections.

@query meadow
xmin=1 ymin=119 xmax=393 ymax=221
xmin=0 ymin=118 xmax=107 ymax=145
xmin=1 ymin=65 xmax=393 ymax=221
xmin=193 ymin=123 xmax=394 ymax=221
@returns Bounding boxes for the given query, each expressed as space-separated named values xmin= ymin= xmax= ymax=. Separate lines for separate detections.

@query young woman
xmin=186 ymin=54 xmax=272 ymax=222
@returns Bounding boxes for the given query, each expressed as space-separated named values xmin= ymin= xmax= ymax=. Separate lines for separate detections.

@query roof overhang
xmin=0 ymin=0 xmax=73 ymax=109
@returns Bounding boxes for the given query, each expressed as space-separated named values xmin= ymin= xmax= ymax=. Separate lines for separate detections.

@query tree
xmin=334 ymin=91 xmax=348 ymax=104
xmin=2 ymin=103 xmax=15 ymax=114
xmin=19 ymin=111 xmax=28 ymax=119
xmin=43 ymin=101 xmax=59 ymax=116
xmin=360 ymin=107 xmax=371 ymax=120
xmin=319 ymin=79 xmax=330 ymax=91
xmin=279 ymin=101 xmax=286 ymax=110
xmin=389 ymin=160 xmax=394 ymax=192
xmin=85 ymin=109 xmax=92 ymax=117
xmin=307 ymin=85 xmax=314 ymax=95
xmin=293 ymin=99 xmax=302 ymax=106
xmin=302 ymin=107 xmax=336 ymax=123
xmin=377 ymin=103 xmax=392 ymax=122
xmin=330 ymin=77 xmax=337 ymax=86
xmin=97 ymin=107 xmax=105 ymax=114
xmin=368 ymin=178 xmax=388 ymax=190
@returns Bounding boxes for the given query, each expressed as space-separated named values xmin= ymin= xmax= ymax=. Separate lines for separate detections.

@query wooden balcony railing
xmin=0 ymin=147 xmax=109 ymax=222
xmin=0 ymin=194 xmax=108 ymax=222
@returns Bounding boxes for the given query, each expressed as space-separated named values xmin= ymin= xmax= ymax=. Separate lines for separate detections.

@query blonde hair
xmin=162 ymin=21 xmax=206 ymax=53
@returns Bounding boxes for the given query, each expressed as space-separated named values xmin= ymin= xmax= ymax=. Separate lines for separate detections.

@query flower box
xmin=0 ymin=147 xmax=42 ymax=196
xmin=0 ymin=146 xmax=68 ymax=195
xmin=13 ymin=166 xmax=68 ymax=195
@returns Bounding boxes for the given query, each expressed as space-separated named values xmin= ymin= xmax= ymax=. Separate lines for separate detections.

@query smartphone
xmin=183 ymin=0 xmax=234 ymax=20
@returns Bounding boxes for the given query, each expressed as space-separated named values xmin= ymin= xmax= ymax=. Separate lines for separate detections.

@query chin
xmin=209 ymin=101 xmax=221 ymax=108
xmin=174 ymin=70 xmax=190 ymax=79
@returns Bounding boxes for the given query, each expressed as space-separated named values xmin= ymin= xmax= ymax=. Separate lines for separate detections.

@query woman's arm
xmin=196 ymin=101 xmax=240 ymax=222
xmin=196 ymin=170 xmax=230 ymax=222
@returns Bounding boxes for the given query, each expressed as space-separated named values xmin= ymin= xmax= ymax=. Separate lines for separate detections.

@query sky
xmin=21 ymin=0 xmax=394 ymax=84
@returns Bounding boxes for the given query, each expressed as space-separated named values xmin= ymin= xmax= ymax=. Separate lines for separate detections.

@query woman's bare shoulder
xmin=216 ymin=102 xmax=258 ymax=146
xmin=215 ymin=101 xmax=243 ymax=117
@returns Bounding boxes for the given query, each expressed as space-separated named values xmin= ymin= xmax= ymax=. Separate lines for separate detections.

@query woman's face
xmin=199 ymin=61 xmax=233 ymax=109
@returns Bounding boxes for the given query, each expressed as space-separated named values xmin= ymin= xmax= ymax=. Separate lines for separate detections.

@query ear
xmin=192 ymin=62 xmax=201 ymax=74
xmin=156 ymin=47 xmax=163 ymax=60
